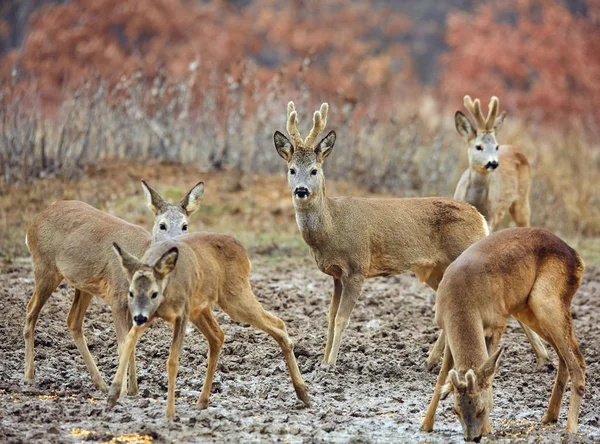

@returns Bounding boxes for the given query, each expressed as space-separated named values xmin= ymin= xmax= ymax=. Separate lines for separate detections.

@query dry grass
xmin=0 ymin=78 xmax=599 ymax=258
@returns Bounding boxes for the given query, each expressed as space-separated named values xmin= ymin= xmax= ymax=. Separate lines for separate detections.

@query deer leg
xmin=426 ymin=332 xmax=445 ymax=371
xmin=165 ymin=315 xmax=187 ymax=419
xmin=107 ymin=322 xmax=150 ymax=409
xmin=422 ymin=344 xmax=454 ymax=432
xmin=219 ymin=288 xmax=309 ymax=406
xmin=113 ymin=307 xmax=137 ymax=397
xmin=542 ymin=353 xmax=568 ymax=424
xmin=517 ymin=321 xmax=548 ymax=368
xmin=325 ymin=274 xmax=364 ymax=366
xmin=66 ymin=289 xmax=107 ymax=392
xmin=509 ymin=198 xmax=530 ymax=227
xmin=190 ymin=308 xmax=224 ymax=409
xmin=23 ymin=269 xmax=62 ymax=385
xmin=323 ymin=278 xmax=342 ymax=364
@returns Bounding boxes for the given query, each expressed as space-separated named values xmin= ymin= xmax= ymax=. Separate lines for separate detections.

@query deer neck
xmin=293 ymin=186 xmax=333 ymax=248
xmin=465 ymin=169 xmax=492 ymax=218
xmin=447 ymin=316 xmax=490 ymax=373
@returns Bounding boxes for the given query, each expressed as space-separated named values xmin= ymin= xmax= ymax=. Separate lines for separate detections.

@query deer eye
xmin=311 ymin=169 xmax=318 ymax=176
xmin=159 ymin=223 xmax=167 ymax=231
xmin=289 ymin=168 xmax=296 ymax=175
xmin=475 ymin=145 xmax=483 ymax=151
xmin=128 ymin=291 xmax=134 ymax=298
xmin=151 ymin=292 xmax=158 ymax=299
xmin=476 ymin=407 xmax=485 ymax=418
xmin=182 ymin=224 xmax=188 ymax=231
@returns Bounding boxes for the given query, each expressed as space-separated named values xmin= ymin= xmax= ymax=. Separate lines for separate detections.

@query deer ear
xmin=493 ymin=111 xmax=506 ymax=133
xmin=113 ymin=243 xmax=141 ymax=279
xmin=455 ymin=111 xmax=475 ymax=139
xmin=477 ymin=347 xmax=504 ymax=386
xmin=315 ymin=130 xmax=336 ymax=162
xmin=180 ymin=182 xmax=204 ymax=216
xmin=440 ymin=382 xmax=453 ymax=400
xmin=141 ymin=180 xmax=168 ymax=215
xmin=153 ymin=247 xmax=179 ymax=279
xmin=274 ymin=131 xmax=293 ymax=162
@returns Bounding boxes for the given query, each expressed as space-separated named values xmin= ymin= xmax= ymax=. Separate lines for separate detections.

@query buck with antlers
xmin=454 ymin=95 xmax=531 ymax=232
xmin=273 ymin=101 xmax=489 ymax=366
xmin=422 ymin=228 xmax=585 ymax=441
xmin=24 ymin=181 xmax=204 ymax=395
xmin=109 ymin=233 xmax=310 ymax=418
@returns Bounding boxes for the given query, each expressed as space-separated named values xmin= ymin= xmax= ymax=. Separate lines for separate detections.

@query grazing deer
xmin=24 ymin=181 xmax=204 ymax=395
xmin=454 ymin=95 xmax=531 ymax=232
xmin=109 ymin=233 xmax=310 ymax=418
xmin=273 ymin=101 xmax=489 ymax=366
xmin=452 ymin=95 xmax=548 ymax=369
xmin=422 ymin=228 xmax=586 ymax=441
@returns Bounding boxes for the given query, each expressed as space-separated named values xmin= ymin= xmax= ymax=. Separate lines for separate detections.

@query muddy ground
xmin=1 ymin=256 xmax=599 ymax=443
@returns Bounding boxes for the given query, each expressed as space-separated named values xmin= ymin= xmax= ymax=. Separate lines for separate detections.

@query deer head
xmin=113 ymin=243 xmax=179 ymax=326
xmin=455 ymin=96 xmax=507 ymax=175
xmin=273 ymin=102 xmax=336 ymax=206
xmin=441 ymin=348 xmax=504 ymax=442
xmin=142 ymin=180 xmax=204 ymax=242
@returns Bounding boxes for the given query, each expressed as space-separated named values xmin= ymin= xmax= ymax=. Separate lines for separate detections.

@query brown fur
xmin=274 ymin=102 xmax=489 ymax=365
xmin=109 ymin=232 xmax=309 ymax=418
xmin=23 ymin=181 xmax=204 ymax=396
xmin=422 ymin=228 xmax=586 ymax=440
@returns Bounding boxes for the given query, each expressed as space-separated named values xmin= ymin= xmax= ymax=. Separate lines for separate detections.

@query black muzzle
xmin=486 ymin=161 xmax=499 ymax=170
xmin=294 ymin=187 xmax=310 ymax=199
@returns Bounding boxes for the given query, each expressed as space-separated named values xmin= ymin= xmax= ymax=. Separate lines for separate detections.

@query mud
xmin=1 ymin=257 xmax=599 ymax=443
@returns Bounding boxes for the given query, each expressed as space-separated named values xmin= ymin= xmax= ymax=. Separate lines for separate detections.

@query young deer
xmin=24 ymin=180 xmax=204 ymax=395
xmin=109 ymin=233 xmax=310 ymax=418
xmin=454 ymin=95 xmax=531 ymax=231
xmin=453 ymin=95 xmax=548 ymax=368
xmin=273 ymin=101 xmax=489 ymax=366
xmin=422 ymin=228 xmax=586 ymax=441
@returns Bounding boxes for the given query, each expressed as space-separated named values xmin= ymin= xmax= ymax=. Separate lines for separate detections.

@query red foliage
xmin=441 ymin=0 xmax=600 ymax=124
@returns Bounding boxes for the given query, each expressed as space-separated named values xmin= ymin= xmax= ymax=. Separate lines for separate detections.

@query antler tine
xmin=485 ymin=96 xmax=499 ymax=131
xmin=286 ymin=101 xmax=303 ymax=147
xmin=304 ymin=102 xmax=329 ymax=148
xmin=463 ymin=95 xmax=486 ymax=129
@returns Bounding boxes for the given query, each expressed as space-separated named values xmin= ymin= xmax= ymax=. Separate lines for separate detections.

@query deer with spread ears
xmin=109 ymin=233 xmax=310 ymax=418
xmin=273 ymin=101 xmax=489 ymax=366
xmin=421 ymin=228 xmax=586 ymax=442
xmin=24 ymin=180 xmax=204 ymax=396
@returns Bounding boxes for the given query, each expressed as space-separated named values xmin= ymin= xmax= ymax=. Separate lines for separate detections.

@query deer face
xmin=455 ymin=96 xmax=507 ymax=175
xmin=442 ymin=348 xmax=503 ymax=442
xmin=274 ymin=131 xmax=336 ymax=205
xmin=141 ymin=181 xmax=204 ymax=242
xmin=113 ymin=244 xmax=179 ymax=326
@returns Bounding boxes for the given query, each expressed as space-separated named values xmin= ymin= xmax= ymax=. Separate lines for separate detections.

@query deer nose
xmin=294 ymin=187 xmax=310 ymax=199
xmin=470 ymin=435 xmax=482 ymax=443
xmin=486 ymin=161 xmax=499 ymax=170
xmin=133 ymin=314 xmax=148 ymax=325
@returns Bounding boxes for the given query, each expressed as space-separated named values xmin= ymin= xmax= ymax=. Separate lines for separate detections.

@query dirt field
xmin=1 ymin=255 xmax=599 ymax=443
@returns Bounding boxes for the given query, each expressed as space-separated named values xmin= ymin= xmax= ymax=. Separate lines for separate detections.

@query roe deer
xmin=454 ymin=95 xmax=531 ymax=231
xmin=273 ymin=101 xmax=489 ymax=366
xmin=422 ymin=228 xmax=585 ymax=441
xmin=452 ymin=95 xmax=548 ymax=368
xmin=24 ymin=180 xmax=204 ymax=395
xmin=109 ymin=233 xmax=310 ymax=418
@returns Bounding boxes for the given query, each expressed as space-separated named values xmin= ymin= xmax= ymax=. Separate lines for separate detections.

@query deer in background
xmin=451 ymin=95 xmax=548 ymax=368
xmin=422 ymin=228 xmax=586 ymax=441
xmin=109 ymin=233 xmax=310 ymax=418
xmin=454 ymin=95 xmax=531 ymax=231
xmin=273 ymin=101 xmax=489 ymax=366
xmin=24 ymin=180 xmax=204 ymax=396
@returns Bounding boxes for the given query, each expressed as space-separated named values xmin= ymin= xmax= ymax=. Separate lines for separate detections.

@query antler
xmin=463 ymin=95 xmax=486 ymax=129
xmin=304 ymin=102 xmax=329 ymax=148
xmin=485 ymin=96 xmax=499 ymax=131
xmin=286 ymin=101 xmax=303 ymax=147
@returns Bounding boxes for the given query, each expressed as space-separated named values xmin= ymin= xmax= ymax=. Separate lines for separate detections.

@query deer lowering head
xmin=142 ymin=180 xmax=204 ymax=242
xmin=455 ymin=96 xmax=507 ymax=174
xmin=441 ymin=348 xmax=504 ymax=442
xmin=273 ymin=102 xmax=336 ymax=206
xmin=113 ymin=243 xmax=179 ymax=326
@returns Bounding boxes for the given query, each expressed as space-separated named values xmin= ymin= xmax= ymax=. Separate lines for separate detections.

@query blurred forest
xmin=0 ymin=0 xmax=599 ymax=237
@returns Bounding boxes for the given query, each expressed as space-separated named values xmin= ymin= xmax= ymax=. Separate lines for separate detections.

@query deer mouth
xmin=294 ymin=187 xmax=310 ymax=200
